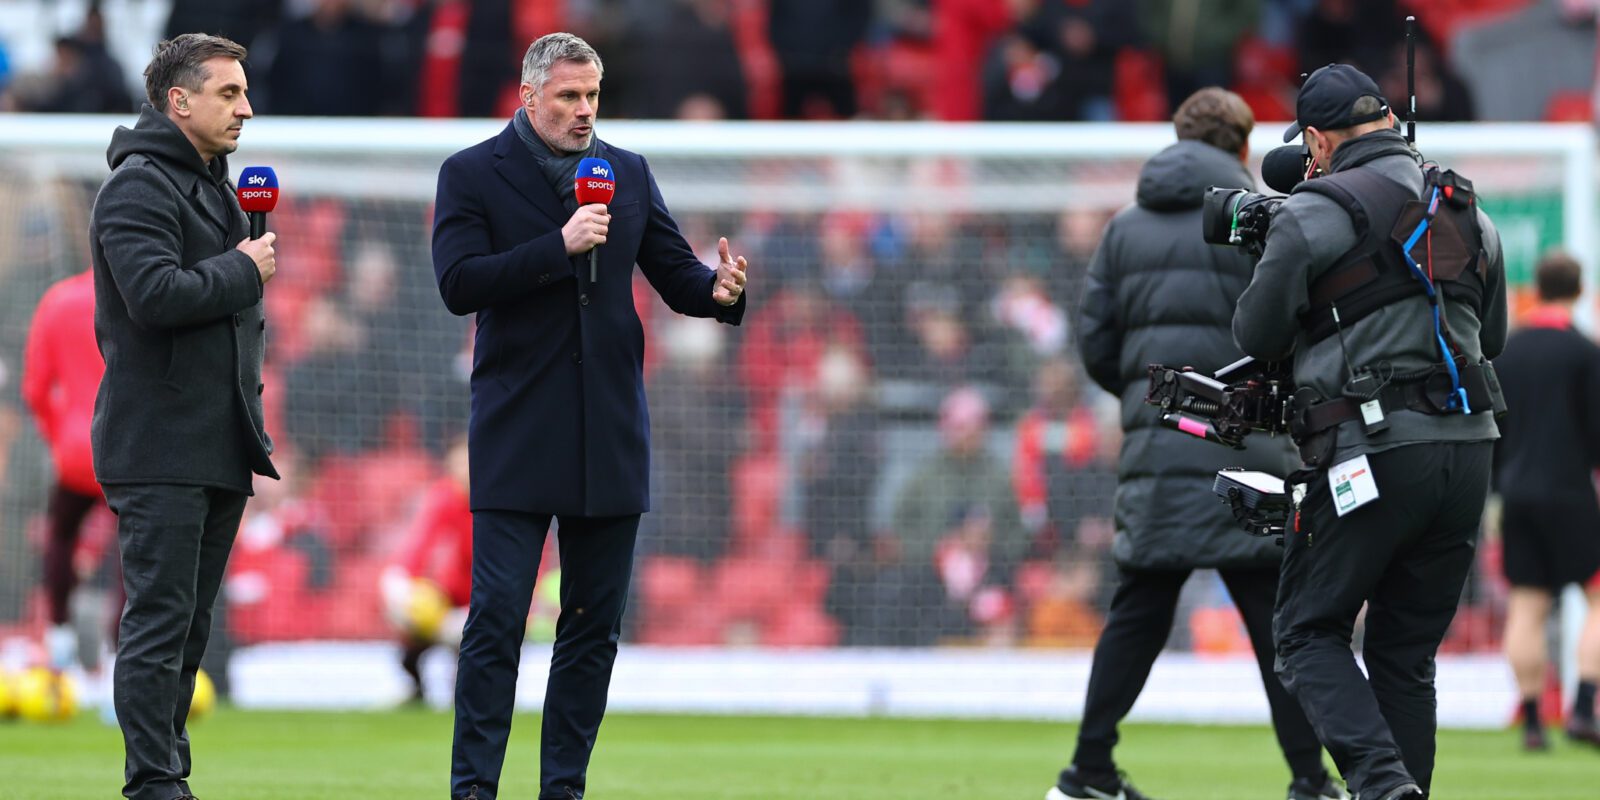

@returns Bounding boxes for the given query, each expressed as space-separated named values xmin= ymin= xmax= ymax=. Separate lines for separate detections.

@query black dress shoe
xmin=1566 ymin=716 xmax=1600 ymax=747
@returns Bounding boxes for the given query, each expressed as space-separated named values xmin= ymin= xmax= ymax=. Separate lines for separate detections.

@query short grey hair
xmin=521 ymin=32 xmax=603 ymax=93
xmin=1351 ymin=95 xmax=1385 ymax=117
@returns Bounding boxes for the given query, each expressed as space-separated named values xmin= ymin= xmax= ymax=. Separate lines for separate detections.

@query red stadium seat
xmin=1113 ymin=48 xmax=1168 ymax=122
xmin=1543 ymin=90 xmax=1593 ymax=123
xmin=711 ymin=557 xmax=793 ymax=620
xmin=762 ymin=600 xmax=840 ymax=647
xmin=639 ymin=556 xmax=704 ymax=615
xmin=730 ymin=453 xmax=784 ymax=548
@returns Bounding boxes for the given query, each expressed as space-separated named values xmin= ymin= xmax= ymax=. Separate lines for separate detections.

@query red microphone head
xmin=237 ymin=166 xmax=279 ymax=213
xmin=574 ymin=158 xmax=615 ymax=206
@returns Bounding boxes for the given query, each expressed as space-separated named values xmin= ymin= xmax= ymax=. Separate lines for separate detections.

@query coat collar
xmin=492 ymin=122 xmax=570 ymax=228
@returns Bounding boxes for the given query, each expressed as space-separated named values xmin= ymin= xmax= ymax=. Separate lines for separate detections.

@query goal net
xmin=0 ymin=117 xmax=1590 ymax=678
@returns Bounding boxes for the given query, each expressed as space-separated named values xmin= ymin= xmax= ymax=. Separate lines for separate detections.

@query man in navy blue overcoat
xmin=431 ymin=32 xmax=747 ymax=800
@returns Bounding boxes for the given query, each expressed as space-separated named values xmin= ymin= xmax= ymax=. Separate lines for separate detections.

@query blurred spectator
xmin=739 ymin=280 xmax=867 ymax=453
xmin=283 ymin=243 xmax=407 ymax=465
xmin=932 ymin=0 xmax=1036 ymax=120
xmin=380 ymin=436 xmax=472 ymax=703
xmin=897 ymin=283 xmax=984 ymax=388
xmin=261 ymin=0 xmax=388 ymax=116
xmin=1051 ymin=206 xmax=1106 ymax=318
xmin=1011 ymin=358 xmax=1111 ymax=556
xmin=888 ymin=387 xmax=1025 ymax=644
xmin=799 ymin=347 xmax=881 ymax=559
xmin=9 ymin=32 xmax=134 ymax=114
xmin=988 ymin=271 xmax=1068 ymax=379
xmin=612 ymin=0 xmax=747 ymax=119
xmin=165 ymin=0 xmax=284 ymax=49
xmin=768 ymin=0 xmax=872 ymax=118
xmin=1023 ymin=554 xmax=1107 ymax=647
xmin=815 ymin=211 xmax=901 ymax=367
xmin=1295 ymin=0 xmax=1405 ymax=78
xmin=1138 ymin=0 xmax=1261 ymax=112
xmin=646 ymin=317 xmax=747 ymax=563
xmin=983 ymin=30 xmax=1070 ymax=121
xmin=226 ymin=450 xmax=337 ymax=648
xmin=984 ymin=0 xmax=1139 ymax=121
xmin=1373 ymin=31 xmax=1474 ymax=123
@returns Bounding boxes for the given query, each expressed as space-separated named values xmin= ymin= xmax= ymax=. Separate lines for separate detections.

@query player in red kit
xmin=381 ymin=436 xmax=474 ymax=702
xmin=21 ymin=269 xmax=106 ymax=670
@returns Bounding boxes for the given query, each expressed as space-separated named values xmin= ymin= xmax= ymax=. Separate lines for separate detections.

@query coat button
xmin=257 ymin=383 xmax=264 ymax=395
xmin=571 ymin=351 xmax=582 ymax=364
xmin=233 ymin=313 xmax=241 ymax=327
xmin=260 ymin=320 xmax=266 ymax=331
xmin=579 ymin=293 xmax=590 ymax=306
xmin=538 ymin=274 xmax=550 ymax=285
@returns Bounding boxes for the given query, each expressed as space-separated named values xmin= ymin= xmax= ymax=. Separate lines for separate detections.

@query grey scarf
xmin=513 ymin=107 xmax=596 ymax=213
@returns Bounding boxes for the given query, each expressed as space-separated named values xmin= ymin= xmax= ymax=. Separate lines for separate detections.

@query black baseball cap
xmin=1282 ymin=64 xmax=1391 ymax=142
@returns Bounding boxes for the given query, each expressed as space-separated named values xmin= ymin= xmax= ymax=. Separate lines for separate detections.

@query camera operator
xmin=1233 ymin=64 xmax=1507 ymax=800
xmin=1050 ymin=87 xmax=1340 ymax=800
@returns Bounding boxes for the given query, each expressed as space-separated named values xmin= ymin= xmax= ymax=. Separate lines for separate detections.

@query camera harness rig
xmin=1151 ymin=160 xmax=1505 ymax=540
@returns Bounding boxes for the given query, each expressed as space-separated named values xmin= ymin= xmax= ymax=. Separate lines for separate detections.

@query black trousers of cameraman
xmin=1072 ymin=566 xmax=1327 ymax=782
xmin=1275 ymin=441 xmax=1492 ymax=799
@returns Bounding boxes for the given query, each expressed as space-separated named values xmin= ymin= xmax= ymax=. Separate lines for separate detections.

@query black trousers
xmin=1275 ymin=442 xmax=1491 ymax=799
xmin=105 ymin=483 xmax=246 ymax=800
xmin=452 ymin=511 xmax=640 ymax=800
xmin=43 ymin=482 xmax=102 ymax=625
xmin=1073 ymin=566 xmax=1326 ymax=781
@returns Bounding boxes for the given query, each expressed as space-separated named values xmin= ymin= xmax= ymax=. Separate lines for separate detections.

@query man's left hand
xmin=712 ymin=237 xmax=747 ymax=306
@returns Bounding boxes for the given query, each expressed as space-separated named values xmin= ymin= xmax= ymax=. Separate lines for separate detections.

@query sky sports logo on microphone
xmin=574 ymin=158 xmax=615 ymax=206
xmin=237 ymin=166 xmax=279 ymax=213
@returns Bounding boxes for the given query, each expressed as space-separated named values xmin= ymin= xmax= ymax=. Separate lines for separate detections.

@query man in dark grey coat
xmin=90 ymin=33 xmax=277 ymax=800
xmin=1050 ymin=88 xmax=1340 ymax=800
xmin=1235 ymin=64 xmax=1505 ymax=800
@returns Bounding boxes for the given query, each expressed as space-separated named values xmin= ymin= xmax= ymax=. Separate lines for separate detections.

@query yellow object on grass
xmin=15 ymin=667 xmax=77 ymax=723
xmin=189 ymin=668 xmax=217 ymax=721
xmin=406 ymin=579 xmax=451 ymax=641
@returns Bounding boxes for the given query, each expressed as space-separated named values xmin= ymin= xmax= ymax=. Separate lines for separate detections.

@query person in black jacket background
xmin=1051 ymin=88 xmax=1339 ymax=800
xmin=90 ymin=34 xmax=277 ymax=800
xmin=1491 ymin=250 xmax=1600 ymax=750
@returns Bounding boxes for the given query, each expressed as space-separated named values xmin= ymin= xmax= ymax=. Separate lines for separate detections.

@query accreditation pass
xmin=1328 ymin=454 xmax=1379 ymax=516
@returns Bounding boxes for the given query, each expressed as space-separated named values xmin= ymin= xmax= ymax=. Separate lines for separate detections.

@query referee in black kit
xmin=1491 ymin=250 xmax=1600 ymax=750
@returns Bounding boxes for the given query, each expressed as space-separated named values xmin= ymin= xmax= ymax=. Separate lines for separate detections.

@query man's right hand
xmin=563 ymin=203 xmax=610 ymax=255
xmin=238 ymin=232 xmax=277 ymax=285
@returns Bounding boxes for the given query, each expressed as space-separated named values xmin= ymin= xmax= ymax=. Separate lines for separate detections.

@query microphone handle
xmin=589 ymin=247 xmax=598 ymax=282
xmin=249 ymin=211 xmax=266 ymax=240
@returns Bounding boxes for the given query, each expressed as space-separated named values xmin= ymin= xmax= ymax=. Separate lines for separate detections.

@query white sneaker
xmin=44 ymin=625 xmax=77 ymax=670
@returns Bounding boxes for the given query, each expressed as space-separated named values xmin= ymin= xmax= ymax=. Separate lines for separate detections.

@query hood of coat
xmin=1136 ymin=139 xmax=1254 ymax=212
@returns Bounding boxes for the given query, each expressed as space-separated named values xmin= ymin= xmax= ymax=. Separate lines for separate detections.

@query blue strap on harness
xmin=1398 ymin=187 xmax=1470 ymax=413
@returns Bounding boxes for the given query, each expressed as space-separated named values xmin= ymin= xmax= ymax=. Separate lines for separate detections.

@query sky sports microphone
xmin=574 ymin=157 xmax=615 ymax=282
xmin=237 ymin=166 xmax=279 ymax=240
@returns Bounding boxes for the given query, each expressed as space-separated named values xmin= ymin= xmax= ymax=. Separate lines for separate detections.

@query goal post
xmin=0 ymin=115 xmax=1591 ymax=709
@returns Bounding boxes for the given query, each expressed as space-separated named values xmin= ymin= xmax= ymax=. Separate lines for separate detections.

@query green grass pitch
xmin=1 ymin=709 xmax=1595 ymax=799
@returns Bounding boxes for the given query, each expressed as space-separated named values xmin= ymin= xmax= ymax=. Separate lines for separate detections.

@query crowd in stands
xmin=0 ymin=0 xmax=1558 ymax=655
xmin=0 ymin=179 xmax=1511 ymax=652
xmin=0 ymin=0 xmax=1595 ymax=123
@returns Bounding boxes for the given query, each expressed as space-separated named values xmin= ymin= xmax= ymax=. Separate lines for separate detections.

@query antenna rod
xmin=1405 ymin=15 xmax=1417 ymax=144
